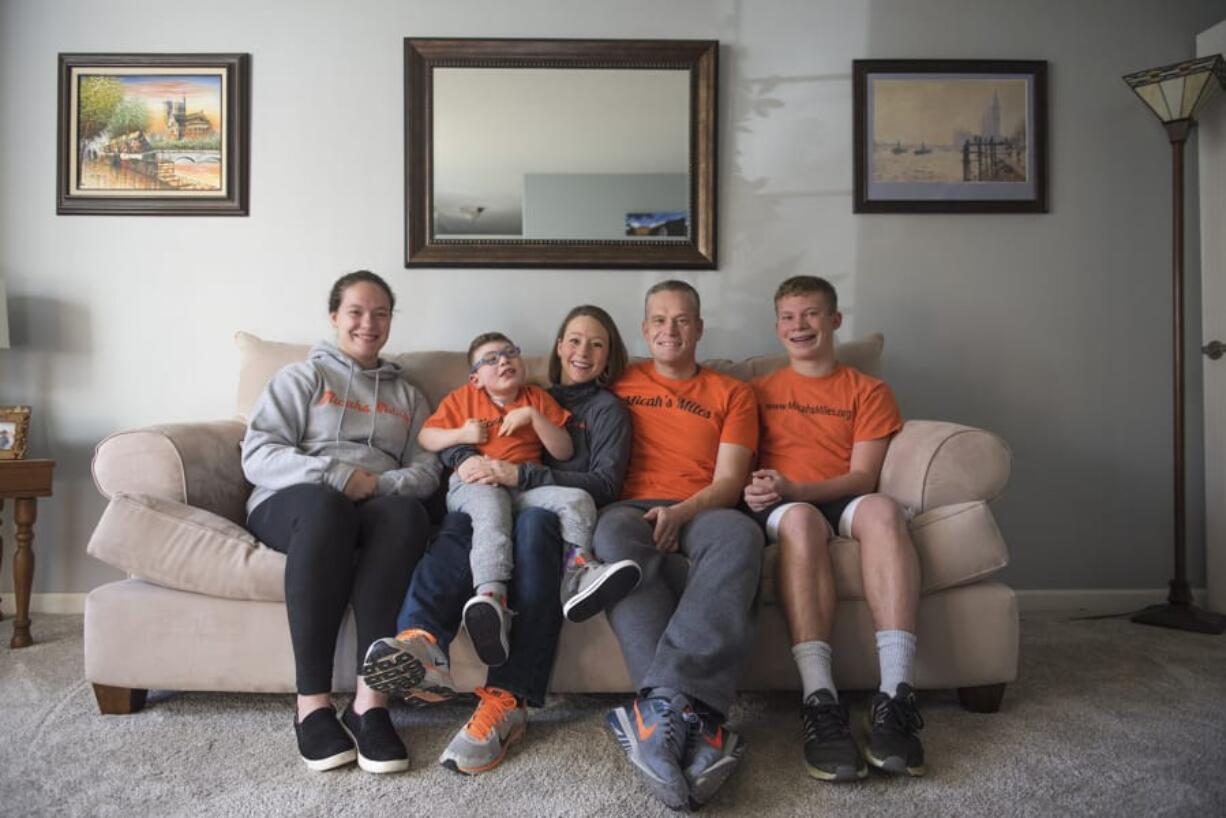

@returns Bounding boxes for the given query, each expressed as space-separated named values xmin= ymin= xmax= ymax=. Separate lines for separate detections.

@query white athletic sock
xmin=791 ymin=640 xmax=836 ymax=701
xmin=876 ymin=629 xmax=917 ymax=695
xmin=476 ymin=581 xmax=507 ymax=600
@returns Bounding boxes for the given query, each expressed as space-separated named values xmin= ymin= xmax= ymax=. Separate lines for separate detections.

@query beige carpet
xmin=1 ymin=613 xmax=1224 ymax=817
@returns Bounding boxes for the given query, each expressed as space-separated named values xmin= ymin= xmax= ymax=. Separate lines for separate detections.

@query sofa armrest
xmin=92 ymin=419 xmax=251 ymax=526
xmin=878 ymin=420 xmax=1011 ymax=513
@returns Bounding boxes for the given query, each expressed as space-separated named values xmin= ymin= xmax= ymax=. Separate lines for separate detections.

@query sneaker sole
xmin=339 ymin=721 xmax=410 ymax=774
xmin=361 ymin=640 xmax=457 ymax=706
xmin=605 ymin=707 xmax=689 ymax=810
xmin=687 ymin=736 xmax=747 ymax=808
xmin=562 ymin=560 xmax=642 ymax=623
xmin=439 ymin=722 xmax=525 ymax=775
xmin=464 ymin=604 xmax=509 ymax=667
xmin=864 ymin=748 xmax=925 ymax=777
xmin=301 ymin=748 xmax=357 ymax=772
xmin=805 ymin=760 xmax=868 ymax=782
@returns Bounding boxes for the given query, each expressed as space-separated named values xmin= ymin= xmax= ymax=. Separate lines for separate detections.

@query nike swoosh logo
xmin=634 ymin=702 xmax=657 ymax=741
xmin=704 ymin=726 xmax=724 ymax=749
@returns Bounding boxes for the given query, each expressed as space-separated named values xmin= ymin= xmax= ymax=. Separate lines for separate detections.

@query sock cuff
xmin=791 ymin=640 xmax=833 ymax=662
xmin=875 ymin=630 xmax=917 ymax=650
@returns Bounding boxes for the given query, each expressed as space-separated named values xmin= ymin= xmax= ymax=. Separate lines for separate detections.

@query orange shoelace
xmin=465 ymin=686 xmax=519 ymax=740
xmin=394 ymin=627 xmax=437 ymax=645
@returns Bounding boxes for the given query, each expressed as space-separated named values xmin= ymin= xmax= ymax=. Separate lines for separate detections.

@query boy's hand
xmin=460 ymin=418 xmax=489 ymax=445
xmin=343 ymin=467 xmax=379 ymax=501
xmin=751 ymin=469 xmax=795 ymax=503
xmin=499 ymin=406 xmax=535 ymax=437
xmin=743 ymin=480 xmax=778 ymax=512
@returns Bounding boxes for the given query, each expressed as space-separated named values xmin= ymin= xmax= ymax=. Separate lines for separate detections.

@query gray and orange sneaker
xmin=463 ymin=592 xmax=512 ymax=667
xmin=683 ymin=711 xmax=746 ymax=809
xmin=606 ymin=692 xmax=692 ymax=810
xmin=361 ymin=628 xmax=456 ymax=707
xmin=560 ymin=554 xmax=641 ymax=623
xmin=438 ymin=686 xmax=527 ymax=775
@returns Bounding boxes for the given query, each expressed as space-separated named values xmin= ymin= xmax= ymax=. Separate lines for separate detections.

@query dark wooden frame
xmin=57 ymin=53 xmax=251 ymax=216
xmin=405 ymin=38 xmax=718 ymax=268
xmin=853 ymin=59 xmax=1048 ymax=214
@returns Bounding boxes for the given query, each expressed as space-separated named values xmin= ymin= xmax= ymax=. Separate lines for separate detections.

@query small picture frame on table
xmin=0 ymin=406 xmax=31 ymax=460
xmin=853 ymin=59 xmax=1048 ymax=213
xmin=57 ymin=53 xmax=251 ymax=216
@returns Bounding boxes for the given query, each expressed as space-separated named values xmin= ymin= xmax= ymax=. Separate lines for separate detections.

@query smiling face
xmin=330 ymin=281 xmax=392 ymax=368
xmin=642 ymin=289 xmax=703 ymax=370
xmin=468 ymin=339 xmax=526 ymax=398
xmin=556 ymin=315 xmax=611 ymax=386
xmin=775 ymin=292 xmax=841 ymax=363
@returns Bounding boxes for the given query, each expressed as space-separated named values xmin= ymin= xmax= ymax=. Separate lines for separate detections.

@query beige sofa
xmin=83 ymin=332 xmax=1016 ymax=716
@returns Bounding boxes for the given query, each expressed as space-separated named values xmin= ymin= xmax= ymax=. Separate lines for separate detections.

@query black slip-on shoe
xmin=294 ymin=707 xmax=356 ymax=771
xmin=340 ymin=705 xmax=410 ymax=774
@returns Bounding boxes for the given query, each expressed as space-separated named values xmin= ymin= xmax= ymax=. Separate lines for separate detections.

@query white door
xmin=1199 ymin=20 xmax=1226 ymax=613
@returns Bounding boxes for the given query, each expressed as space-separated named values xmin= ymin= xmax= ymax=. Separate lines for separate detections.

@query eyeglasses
xmin=470 ymin=344 xmax=522 ymax=373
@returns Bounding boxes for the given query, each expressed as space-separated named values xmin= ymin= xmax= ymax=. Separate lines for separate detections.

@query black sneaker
xmin=340 ymin=705 xmax=410 ymax=774
xmin=801 ymin=690 xmax=866 ymax=782
xmin=683 ymin=711 xmax=746 ymax=809
xmin=293 ymin=707 xmax=356 ymax=771
xmin=865 ymin=683 xmax=926 ymax=776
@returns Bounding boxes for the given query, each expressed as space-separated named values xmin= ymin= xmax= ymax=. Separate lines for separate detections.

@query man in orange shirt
xmin=745 ymin=275 xmax=924 ymax=783
xmin=599 ymin=281 xmax=763 ymax=811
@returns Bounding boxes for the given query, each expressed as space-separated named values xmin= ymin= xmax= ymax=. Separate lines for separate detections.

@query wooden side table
xmin=0 ymin=459 xmax=54 ymax=648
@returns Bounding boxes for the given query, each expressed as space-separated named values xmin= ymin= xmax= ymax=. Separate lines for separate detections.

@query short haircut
xmin=644 ymin=279 xmax=701 ymax=317
xmin=328 ymin=270 xmax=395 ymax=313
xmin=773 ymin=275 xmax=838 ymax=313
xmin=467 ymin=331 xmax=513 ymax=364
xmin=548 ymin=304 xmax=630 ymax=387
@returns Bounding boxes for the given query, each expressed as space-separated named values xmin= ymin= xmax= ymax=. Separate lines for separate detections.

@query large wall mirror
xmin=405 ymin=39 xmax=718 ymax=268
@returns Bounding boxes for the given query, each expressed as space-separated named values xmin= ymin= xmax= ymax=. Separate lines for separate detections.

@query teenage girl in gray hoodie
xmin=241 ymin=271 xmax=440 ymax=775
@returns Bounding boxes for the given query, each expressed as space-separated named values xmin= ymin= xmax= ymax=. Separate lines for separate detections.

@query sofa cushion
xmin=87 ymin=492 xmax=285 ymax=602
xmin=234 ymin=330 xmax=884 ymax=419
xmin=759 ymin=500 xmax=1008 ymax=605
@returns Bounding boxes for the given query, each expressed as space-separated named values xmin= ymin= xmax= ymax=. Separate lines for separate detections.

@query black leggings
xmin=247 ymin=483 xmax=429 ymax=695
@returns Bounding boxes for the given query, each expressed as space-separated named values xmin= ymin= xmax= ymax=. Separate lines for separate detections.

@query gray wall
xmin=1 ymin=0 xmax=1224 ymax=597
xmin=524 ymin=173 xmax=688 ymax=239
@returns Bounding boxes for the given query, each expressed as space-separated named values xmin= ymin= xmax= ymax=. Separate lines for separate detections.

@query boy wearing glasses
xmin=419 ymin=332 xmax=640 ymax=666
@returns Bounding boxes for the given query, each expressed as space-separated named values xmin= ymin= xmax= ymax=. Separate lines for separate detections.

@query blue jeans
xmin=396 ymin=508 xmax=563 ymax=707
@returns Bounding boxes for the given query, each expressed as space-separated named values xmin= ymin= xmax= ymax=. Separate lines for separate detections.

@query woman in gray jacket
xmin=241 ymin=270 xmax=440 ymax=774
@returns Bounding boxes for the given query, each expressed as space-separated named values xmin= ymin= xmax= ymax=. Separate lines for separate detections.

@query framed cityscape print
xmin=853 ymin=60 xmax=1048 ymax=213
xmin=57 ymin=53 xmax=251 ymax=215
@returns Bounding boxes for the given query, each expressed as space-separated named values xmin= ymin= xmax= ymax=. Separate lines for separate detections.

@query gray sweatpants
xmin=592 ymin=500 xmax=764 ymax=718
xmin=446 ymin=472 xmax=596 ymax=588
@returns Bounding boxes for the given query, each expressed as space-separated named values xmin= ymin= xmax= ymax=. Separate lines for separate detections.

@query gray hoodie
xmin=241 ymin=341 xmax=441 ymax=515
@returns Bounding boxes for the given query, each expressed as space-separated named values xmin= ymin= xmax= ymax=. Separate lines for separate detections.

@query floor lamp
xmin=1123 ymin=55 xmax=1226 ymax=634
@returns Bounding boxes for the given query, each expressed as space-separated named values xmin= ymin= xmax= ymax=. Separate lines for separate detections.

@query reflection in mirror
xmin=405 ymin=38 xmax=718 ymax=268
xmin=433 ymin=69 xmax=690 ymax=241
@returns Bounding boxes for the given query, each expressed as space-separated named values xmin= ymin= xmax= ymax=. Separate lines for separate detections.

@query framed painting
xmin=853 ymin=60 xmax=1048 ymax=213
xmin=57 ymin=53 xmax=251 ymax=215
xmin=0 ymin=406 xmax=31 ymax=460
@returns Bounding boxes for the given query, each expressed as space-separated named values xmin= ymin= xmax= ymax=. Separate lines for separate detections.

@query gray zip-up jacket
xmin=241 ymin=341 xmax=441 ymax=515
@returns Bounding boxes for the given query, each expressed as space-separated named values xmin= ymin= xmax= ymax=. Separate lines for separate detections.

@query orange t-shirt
xmin=614 ymin=362 xmax=758 ymax=501
xmin=752 ymin=364 xmax=902 ymax=484
xmin=424 ymin=383 xmax=571 ymax=465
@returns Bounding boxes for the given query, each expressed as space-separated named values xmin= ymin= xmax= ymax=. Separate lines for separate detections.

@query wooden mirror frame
xmin=404 ymin=38 xmax=718 ymax=268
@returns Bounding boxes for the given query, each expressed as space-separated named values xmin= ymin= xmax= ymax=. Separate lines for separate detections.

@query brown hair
xmin=644 ymin=279 xmax=701 ymax=317
xmin=467 ymin=331 xmax=514 ymax=364
xmin=548 ymin=305 xmax=629 ymax=387
xmin=773 ymin=275 xmax=838 ymax=313
xmin=328 ymin=270 xmax=395 ymax=313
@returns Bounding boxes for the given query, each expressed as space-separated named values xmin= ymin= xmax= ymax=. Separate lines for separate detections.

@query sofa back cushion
xmin=233 ymin=330 xmax=884 ymax=418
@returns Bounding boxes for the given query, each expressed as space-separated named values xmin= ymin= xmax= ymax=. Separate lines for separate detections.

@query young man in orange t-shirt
xmin=745 ymin=275 xmax=924 ymax=783
xmin=598 ymin=281 xmax=764 ymax=811
xmin=419 ymin=332 xmax=640 ymax=668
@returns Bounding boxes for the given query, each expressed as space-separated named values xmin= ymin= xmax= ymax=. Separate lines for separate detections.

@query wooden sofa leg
xmin=92 ymin=684 xmax=148 ymax=715
xmin=957 ymin=683 xmax=1006 ymax=713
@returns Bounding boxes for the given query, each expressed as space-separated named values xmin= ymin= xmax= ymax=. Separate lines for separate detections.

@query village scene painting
xmin=870 ymin=77 xmax=1029 ymax=185
xmin=72 ymin=70 xmax=225 ymax=194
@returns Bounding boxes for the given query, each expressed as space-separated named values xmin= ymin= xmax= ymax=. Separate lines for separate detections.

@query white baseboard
xmin=1016 ymin=587 xmax=1209 ymax=615
xmin=0 ymin=593 xmax=87 ymax=616
xmin=0 ymin=589 xmax=1213 ymax=619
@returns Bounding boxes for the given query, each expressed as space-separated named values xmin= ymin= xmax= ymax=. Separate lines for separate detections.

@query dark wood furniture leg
xmin=92 ymin=684 xmax=148 ymax=715
xmin=957 ymin=683 xmax=1006 ymax=713
xmin=10 ymin=496 xmax=36 ymax=648
xmin=0 ymin=497 xmax=5 ymax=622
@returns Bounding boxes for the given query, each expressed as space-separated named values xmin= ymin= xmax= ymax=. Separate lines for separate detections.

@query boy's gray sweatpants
xmin=592 ymin=500 xmax=764 ymax=718
xmin=446 ymin=472 xmax=596 ymax=588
